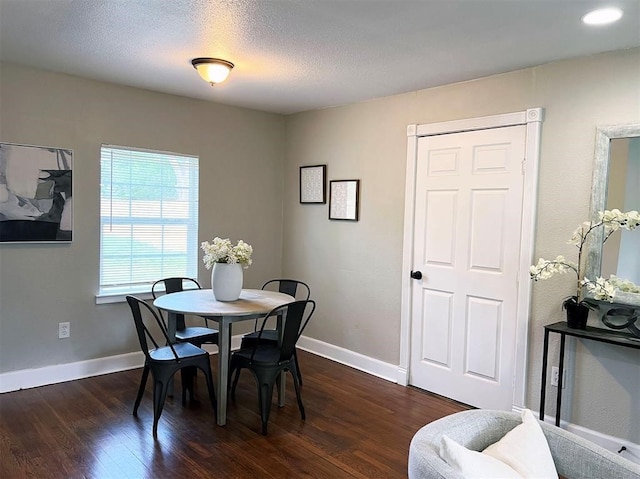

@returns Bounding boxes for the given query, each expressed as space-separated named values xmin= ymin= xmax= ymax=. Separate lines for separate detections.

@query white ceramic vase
xmin=211 ymin=262 xmax=243 ymax=301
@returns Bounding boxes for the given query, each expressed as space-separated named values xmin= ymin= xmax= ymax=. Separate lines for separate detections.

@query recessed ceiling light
xmin=582 ymin=7 xmax=623 ymax=25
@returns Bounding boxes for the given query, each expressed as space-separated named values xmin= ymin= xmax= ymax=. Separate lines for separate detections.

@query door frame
xmin=399 ymin=108 xmax=544 ymax=411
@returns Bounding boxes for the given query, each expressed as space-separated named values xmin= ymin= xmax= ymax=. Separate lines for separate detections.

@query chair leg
xmin=275 ymin=373 xmax=282 ymax=405
xmin=152 ymin=378 xmax=170 ymax=436
xmin=133 ymin=365 xmax=150 ymax=416
xmin=189 ymin=366 xmax=198 ymax=402
xmin=291 ymin=367 xmax=305 ymax=420
xmin=259 ymin=381 xmax=275 ymax=435
xmin=181 ymin=367 xmax=195 ymax=406
xmin=200 ymin=364 xmax=217 ymax=414
xmin=230 ymin=363 xmax=241 ymax=401
xmin=293 ymin=349 xmax=303 ymax=386
xmin=191 ymin=342 xmax=204 ymax=387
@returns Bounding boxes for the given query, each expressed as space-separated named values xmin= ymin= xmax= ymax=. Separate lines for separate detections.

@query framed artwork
xmin=300 ymin=165 xmax=326 ymax=204
xmin=329 ymin=179 xmax=359 ymax=221
xmin=0 ymin=143 xmax=73 ymax=243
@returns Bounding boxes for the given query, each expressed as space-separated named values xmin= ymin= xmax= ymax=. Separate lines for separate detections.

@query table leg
xmin=555 ymin=333 xmax=566 ymax=427
xmin=217 ymin=317 xmax=231 ymax=426
xmin=540 ymin=328 xmax=550 ymax=421
xmin=167 ymin=312 xmax=178 ymax=341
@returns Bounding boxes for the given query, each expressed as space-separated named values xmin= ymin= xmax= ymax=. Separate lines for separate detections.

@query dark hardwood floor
xmin=0 ymin=351 xmax=469 ymax=478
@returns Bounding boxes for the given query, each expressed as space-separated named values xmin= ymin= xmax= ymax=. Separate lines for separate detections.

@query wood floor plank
xmin=0 ymin=351 xmax=469 ymax=478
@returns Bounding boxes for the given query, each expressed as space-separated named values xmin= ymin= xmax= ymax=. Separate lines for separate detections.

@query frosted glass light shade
xmin=191 ymin=58 xmax=234 ymax=85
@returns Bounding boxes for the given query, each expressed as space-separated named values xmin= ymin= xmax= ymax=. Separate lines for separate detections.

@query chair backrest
xmin=262 ymin=279 xmax=310 ymax=301
xmin=151 ymin=277 xmax=201 ymax=327
xmin=151 ymin=277 xmax=201 ymax=298
xmin=126 ymin=295 xmax=179 ymax=362
xmin=252 ymin=299 xmax=316 ymax=362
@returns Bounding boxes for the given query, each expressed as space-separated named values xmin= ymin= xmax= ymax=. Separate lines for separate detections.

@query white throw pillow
xmin=483 ymin=409 xmax=558 ymax=479
xmin=439 ymin=409 xmax=558 ymax=479
xmin=440 ymin=435 xmax=523 ymax=478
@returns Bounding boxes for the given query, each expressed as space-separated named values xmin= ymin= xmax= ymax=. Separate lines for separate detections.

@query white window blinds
xmin=99 ymin=145 xmax=199 ymax=295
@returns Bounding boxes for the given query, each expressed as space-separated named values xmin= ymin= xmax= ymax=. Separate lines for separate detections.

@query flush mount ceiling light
xmin=582 ymin=7 xmax=623 ymax=25
xmin=191 ymin=58 xmax=234 ymax=85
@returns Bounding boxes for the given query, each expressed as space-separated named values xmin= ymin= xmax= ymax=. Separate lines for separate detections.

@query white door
xmin=409 ymin=125 xmax=526 ymax=410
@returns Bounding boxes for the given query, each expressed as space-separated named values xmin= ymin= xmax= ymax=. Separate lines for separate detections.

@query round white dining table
xmin=153 ymin=288 xmax=293 ymax=426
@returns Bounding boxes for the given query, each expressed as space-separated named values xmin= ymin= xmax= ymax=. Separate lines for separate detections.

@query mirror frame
xmin=585 ymin=123 xmax=640 ymax=307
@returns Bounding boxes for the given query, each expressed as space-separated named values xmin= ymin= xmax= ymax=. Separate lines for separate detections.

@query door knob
xmin=410 ymin=270 xmax=423 ymax=280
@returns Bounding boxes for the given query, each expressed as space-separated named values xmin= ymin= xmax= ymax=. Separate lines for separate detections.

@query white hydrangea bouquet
xmin=530 ymin=209 xmax=640 ymax=308
xmin=201 ymin=237 xmax=253 ymax=269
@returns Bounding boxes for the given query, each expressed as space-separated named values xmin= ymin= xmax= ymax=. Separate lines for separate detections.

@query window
xmin=97 ymin=145 xmax=199 ymax=302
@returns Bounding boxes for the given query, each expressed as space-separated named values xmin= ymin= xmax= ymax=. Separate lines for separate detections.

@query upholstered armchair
xmin=409 ymin=409 xmax=640 ymax=479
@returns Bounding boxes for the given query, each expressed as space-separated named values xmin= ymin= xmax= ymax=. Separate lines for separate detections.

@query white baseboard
xmin=0 ymin=335 xmax=247 ymax=394
xmin=297 ymin=335 xmax=400 ymax=383
xmin=564 ymin=420 xmax=640 ymax=465
xmin=0 ymin=335 xmax=398 ymax=394
xmin=2 ymin=336 xmax=638 ymax=467
xmin=0 ymin=351 xmax=145 ymax=393
xmin=515 ymin=406 xmax=640 ymax=465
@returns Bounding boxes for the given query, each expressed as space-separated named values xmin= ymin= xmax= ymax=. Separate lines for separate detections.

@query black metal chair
xmin=151 ymin=277 xmax=219 ymax=348
xmin=230 ymin=299 xmax=316 ymax=435
xmin=126 ymin=295 xmax=216 ymax=436
xmin=240 ymin=279 xmax=310 ymax=384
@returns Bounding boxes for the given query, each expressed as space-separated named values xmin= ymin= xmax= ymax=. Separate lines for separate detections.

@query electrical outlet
xmin=551 ymin=366 xmax=566 ymax=388
xmin=58 ymin=322 xmax=70 ymax=339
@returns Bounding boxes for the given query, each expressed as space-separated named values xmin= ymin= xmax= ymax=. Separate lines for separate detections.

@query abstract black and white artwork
xmin=0 ymin=143 xmax=73 ymax=242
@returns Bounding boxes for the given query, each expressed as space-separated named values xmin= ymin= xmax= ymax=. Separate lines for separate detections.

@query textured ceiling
xmin=1 ymin=0 xmax=639 ymax=115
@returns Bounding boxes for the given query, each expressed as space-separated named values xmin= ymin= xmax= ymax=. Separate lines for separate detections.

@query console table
xmin=539 ymin=321 xmax=640 ymax=426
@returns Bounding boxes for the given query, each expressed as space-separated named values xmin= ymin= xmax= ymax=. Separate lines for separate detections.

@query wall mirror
xmin=585 ymin=123 xmax=640 ymax=310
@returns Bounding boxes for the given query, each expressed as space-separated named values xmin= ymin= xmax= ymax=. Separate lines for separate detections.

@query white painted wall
xmin=0 ymin=63 xmax=285 ymax=373
xmin=283 ymin=48 xmax=640 ymax=443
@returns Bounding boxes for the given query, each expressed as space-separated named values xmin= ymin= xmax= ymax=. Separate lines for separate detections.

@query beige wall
xmin=0 ymin=63 xmax=285 ymax=372
xmin=283 ymin=48 xmax=640 ymax=442
xmin=1 ymin=48 xmax=639 ymax=444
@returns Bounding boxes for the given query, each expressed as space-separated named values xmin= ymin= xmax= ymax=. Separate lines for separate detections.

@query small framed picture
xmin=299 ymin=165 xmax=326 ymax=204
xmin=329 ymin=179 xmax=360 ymax=221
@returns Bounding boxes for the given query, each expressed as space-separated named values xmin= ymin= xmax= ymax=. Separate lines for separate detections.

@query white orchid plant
xmin=530 ymin=209 xmax=640 ymax=307
xmin=609 ymin=274 xmax=640 ymax=294
xmin=201 ymin=237 xmax=253 ymax=269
